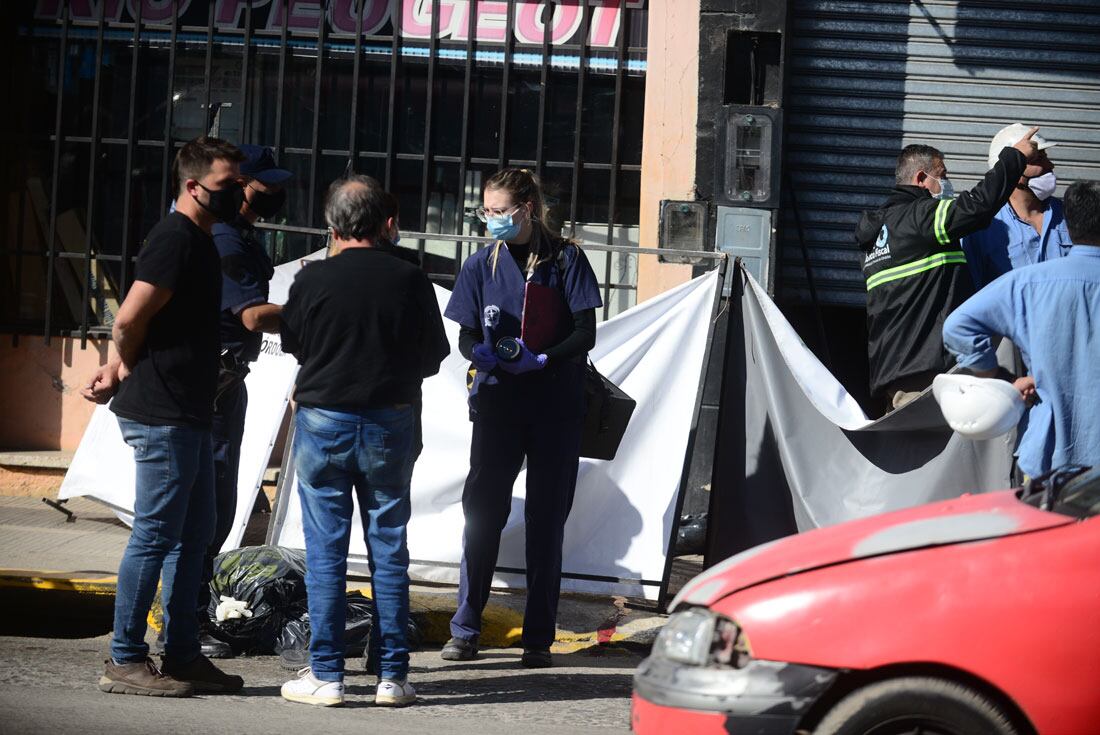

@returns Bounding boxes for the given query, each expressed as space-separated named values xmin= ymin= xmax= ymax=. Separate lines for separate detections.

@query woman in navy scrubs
xmin=441 ymin=168 xmax=602 ymax=668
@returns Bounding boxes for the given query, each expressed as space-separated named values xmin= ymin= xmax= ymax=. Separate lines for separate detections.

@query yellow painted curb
xmin=348 ymin=586 xmax=527 ymax=647
xmin=0 ymin=569 xmax=117 ymax=596
xmin=2 ymin=570 xmax=638 ymax=653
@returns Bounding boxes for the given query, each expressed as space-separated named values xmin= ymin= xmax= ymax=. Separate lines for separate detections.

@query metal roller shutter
xmin=780 ymin=0 xmax=1100 ymax=306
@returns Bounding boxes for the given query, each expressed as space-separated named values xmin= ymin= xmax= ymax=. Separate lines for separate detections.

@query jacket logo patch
xmin=865 ymin=225 xmax=892 ymax=266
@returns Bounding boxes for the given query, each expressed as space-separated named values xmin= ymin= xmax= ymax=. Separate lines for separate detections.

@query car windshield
xmin=1019 ymin=465 xmax=1100 ymax=519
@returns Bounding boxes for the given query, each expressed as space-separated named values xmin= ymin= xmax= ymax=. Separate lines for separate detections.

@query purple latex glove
xmin=498 ymin=339 xmax=548 ymax=375
xmin=471 ymin=342 xmax=499 ymax=373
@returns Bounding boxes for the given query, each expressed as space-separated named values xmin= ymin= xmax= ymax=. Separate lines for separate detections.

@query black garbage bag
xmin=275 ymin=612 xmax=311 ymax=657
xmin=206 ymin=545 xmax=308 ymax=654
xmin=343 ymin=595 xmax=374 ymax=657
xmin=675 ymin=513 xmax=708 ymax=556
xmin=275 ymin=593 xmax=423 ymax=670
xmin=274 ymin=594 xmax=374 ymax=660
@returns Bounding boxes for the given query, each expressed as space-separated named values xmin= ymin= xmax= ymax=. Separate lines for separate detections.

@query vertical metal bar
xmin=384 ymin=0 xmax=401 ymax=189
xmin=568 ymin=0 xmax=589 ymax=237
xmin=496 ymin=0 xmax=515 ymax=169
xmin=656 ymin=255 xmax=730 ymax=612
xmin=601 ymin=0 xmax=627 ymax=321
xmin=158 ymin=0 xmax=180 ymax=215
xmin=264 ymin=405 xmax=298 ymax=545
xmin=119 ymin=0 xmax=143 ymax=299
xmin=43 ymin=0 xmax=71 ymax=344
xmin=273 ymin=0 xmax=290 ymax=156
xmin=202 ymin=0 xmax=214 ymax=133
xmin=534 ymin=0 xmax=554 ymax=178
xmin=347 ymin=0 xmax=365 ymax=171
xmin=454 ymin=0 xmax=476 ymax=278
xmin=417 ymin=0 xmax=441 ymax=262
xmin=239 ymin=0 xmax=253 ymax=141
xmin=306 ymin=0 xmax=327 ymax=227
xmin=79 ymin=0 xmax=108 ymax=348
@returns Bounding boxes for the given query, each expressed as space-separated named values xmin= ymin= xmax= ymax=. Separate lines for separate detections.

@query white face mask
xmin=925 ymin=173 xmax=955 ymax=201
xmin=1027 ymin=172 xmax=1057 ymax=201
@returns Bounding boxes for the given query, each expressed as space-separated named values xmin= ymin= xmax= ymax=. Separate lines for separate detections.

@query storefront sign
xmin=34 ymin=0 xmax=645 ymax=48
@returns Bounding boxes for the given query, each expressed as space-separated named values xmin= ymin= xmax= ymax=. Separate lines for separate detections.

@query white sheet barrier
xmin=60 ymin=252 xmax=720 ymax=602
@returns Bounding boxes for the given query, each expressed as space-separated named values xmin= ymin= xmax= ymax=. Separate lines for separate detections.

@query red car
xmin=633 ymin=466 xmax=1100 ymax=735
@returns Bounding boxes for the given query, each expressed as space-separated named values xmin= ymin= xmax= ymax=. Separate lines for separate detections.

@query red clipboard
xmin=521 ymin=281 xmax=569 ymax=353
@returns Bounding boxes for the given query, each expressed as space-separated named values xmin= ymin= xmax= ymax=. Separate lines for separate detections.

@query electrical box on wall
xmin=717 ymin=106 xmax=783 ymax=209
xmin=715 ymin=206 xmax=773 ymax=295
xmin=657 ymin=200 xmax=710 ymax=264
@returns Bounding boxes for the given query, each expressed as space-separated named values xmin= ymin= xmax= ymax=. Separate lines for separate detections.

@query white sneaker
xmin=281 ymin=667 xmax=344 ymax=707
xmin=375 ymin=678 xmax=417 ymax=707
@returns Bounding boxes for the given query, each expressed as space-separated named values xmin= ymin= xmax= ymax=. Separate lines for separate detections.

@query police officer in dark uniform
xmin=198 ymin=145 xmax=293 ymax=656
xmin=855 ymin=128 xmax=1041 ymax=415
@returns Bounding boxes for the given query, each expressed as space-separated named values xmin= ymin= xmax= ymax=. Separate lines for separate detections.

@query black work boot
xmin=440 ymin=636 xmax=478 ymax=661
xmin=161 ymin=653 xmax=244 ymax=694
xmin=520 ymin=648 xmax=552 ymax=669
xmin=99 ymin=658 xmax=193 ymax=697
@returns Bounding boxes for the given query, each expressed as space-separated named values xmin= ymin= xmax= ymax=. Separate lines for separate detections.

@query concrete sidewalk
xmin=0 ymin=495 xmax=684 ymax=651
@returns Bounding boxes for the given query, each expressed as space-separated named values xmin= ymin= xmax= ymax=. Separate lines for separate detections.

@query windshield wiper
xmin=1026 ymin=465 xmax=1092 ymax=512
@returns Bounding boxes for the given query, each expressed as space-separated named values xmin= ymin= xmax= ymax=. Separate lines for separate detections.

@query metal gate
xmin=779 ymin=0 xmax=1100 ymax=306
xmin=0 ymin=1 xmax=649 ymax=341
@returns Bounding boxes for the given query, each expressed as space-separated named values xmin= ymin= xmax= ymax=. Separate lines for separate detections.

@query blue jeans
xmin=294 ymin=405 xmax=416 ymax=682
xmin=112 ymin=418 xmax=216 ymax=664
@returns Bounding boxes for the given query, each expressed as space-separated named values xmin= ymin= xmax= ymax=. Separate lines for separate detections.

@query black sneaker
xmin=440 ymin=636 xmax=478 ymax=661
xmin=520 ymin=648 xmax=552 ymax=669
xmin=161 ymin=653 xmax=244 ymax=694
xmin=280 ymin=647 xmax=310 ymax=671
xmin=199 ymin=628 xmax=234 ymax=659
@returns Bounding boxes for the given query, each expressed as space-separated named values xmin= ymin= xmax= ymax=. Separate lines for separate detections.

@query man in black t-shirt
xmin=81 ymin=137 xmax=247 ymax=698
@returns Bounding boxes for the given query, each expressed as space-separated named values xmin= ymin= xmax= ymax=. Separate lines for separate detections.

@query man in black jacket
xmin=856 ymin=127 xmax=1041 ymax=413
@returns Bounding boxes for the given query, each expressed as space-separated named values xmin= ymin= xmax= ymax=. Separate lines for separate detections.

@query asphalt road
xmin=0 ymin=634 xmax=640 ymax=735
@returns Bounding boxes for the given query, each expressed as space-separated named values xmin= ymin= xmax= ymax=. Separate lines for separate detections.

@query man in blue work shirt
xmin=962 ymin=123 xmax=1073 ymax=289
xmin=198 ymin=144 xmax=292 ymax=657
xmin=944 ymin=180 xmax=1100 ymax=479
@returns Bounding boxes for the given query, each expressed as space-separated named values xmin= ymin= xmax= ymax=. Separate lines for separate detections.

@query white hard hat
xmin=932 ymin=374 xmax=1026 ymax=440
xmin=988 ymin=123 xmax=1058 ymax=168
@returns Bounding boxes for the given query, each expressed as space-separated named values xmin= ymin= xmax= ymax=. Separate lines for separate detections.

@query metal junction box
xmin=715 ymin=206 xmax=773 ymax=294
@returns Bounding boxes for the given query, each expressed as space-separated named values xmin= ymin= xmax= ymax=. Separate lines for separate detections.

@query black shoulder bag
xmin=554 ymin=246 xmax=636 ymax=460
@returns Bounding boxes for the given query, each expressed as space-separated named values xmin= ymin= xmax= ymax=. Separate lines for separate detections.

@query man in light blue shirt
xmin=961 ymin=123 xmax=1073 ymax=289
xmin=944 ymin=181 xmax=1100 ymax=478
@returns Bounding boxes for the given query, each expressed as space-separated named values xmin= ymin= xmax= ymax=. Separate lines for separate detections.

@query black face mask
xmin=246 ymin=186 xmax=286 ymax=219
xmin=194 ymin=181 xmax=245 ymax=223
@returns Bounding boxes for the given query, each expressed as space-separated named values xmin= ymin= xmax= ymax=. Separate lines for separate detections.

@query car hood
xmin=672 ymin=490 xmax=1072 ymax=610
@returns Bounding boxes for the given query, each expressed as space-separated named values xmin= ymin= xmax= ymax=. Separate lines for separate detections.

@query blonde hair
xmin=485 ymin=168 xmax=572 ymax=278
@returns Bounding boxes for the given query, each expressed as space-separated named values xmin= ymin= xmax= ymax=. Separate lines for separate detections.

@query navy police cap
xmin=238 ymin=144 xmax=293 ymax=186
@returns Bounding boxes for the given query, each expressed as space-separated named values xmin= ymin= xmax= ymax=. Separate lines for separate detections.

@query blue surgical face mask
xmin=486 ymin=213 xmax=521 ymax=241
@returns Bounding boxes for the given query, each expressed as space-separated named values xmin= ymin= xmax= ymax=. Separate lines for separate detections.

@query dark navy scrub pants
xmin=449 ymin=414 xmax=584 ymax=650
xmin=197 ymin=381 xmax=247 ymax=618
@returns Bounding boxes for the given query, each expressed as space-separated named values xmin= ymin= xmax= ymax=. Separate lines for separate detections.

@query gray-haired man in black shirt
xmin=278 ymin=175 xmax=449 ymax=708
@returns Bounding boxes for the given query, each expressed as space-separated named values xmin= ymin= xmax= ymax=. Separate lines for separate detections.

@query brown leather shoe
xmin=160 ymin=653 xmax=244 ymax=694
xmin=99 ymin=658 xmax=194 ymax=697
